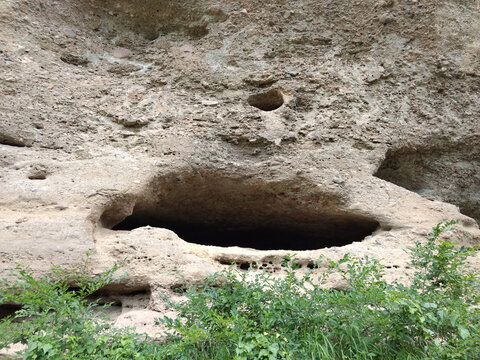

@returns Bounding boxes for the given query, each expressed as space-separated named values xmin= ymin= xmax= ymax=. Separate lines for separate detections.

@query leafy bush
xmin=157 ymin=220 xmax=480 ymax=359
xmin=0 ymin=253 xmax=160 ymax=359
xmin=1 ymin=221 xmax=479 ymax=359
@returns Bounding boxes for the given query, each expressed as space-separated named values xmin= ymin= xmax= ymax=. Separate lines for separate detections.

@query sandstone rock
xmin=201 ymin=100 xmax=219 ymax=106
xmin=60 ymin=53 xmax=89 ymax=66
xmin=332 ymin=176 xmax=345 ymax=185
xmin=63 ymin=28 xmax=76 ymax=38
xmin=112 ymin=47 xmax=132 ymax=59
xmin=0 ymin=0 xmax=479 ymax=339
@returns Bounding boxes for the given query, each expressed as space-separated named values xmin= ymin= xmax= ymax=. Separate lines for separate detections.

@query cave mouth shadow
xmin=374 ymin=143 xmax=480 ymax=225
xmin=112 ymin=215 xmax=379 ymax=251
xmin=102 ymin=171 xmax=381 ymax=251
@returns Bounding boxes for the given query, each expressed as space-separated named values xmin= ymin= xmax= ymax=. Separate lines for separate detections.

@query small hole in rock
xmin=0 ymin=304 xmax=22 ymax=320
xmin=239 ymin=263 xmax=250 ymax=270
xmin=28 ymin=173 xmax=47 ymax=180
xmin=171 ymin=284 xmax=186 ymax=293
xmin=89 ymin=285 xmax=151 ymax=299
xmin=247 ymin=88 xmax=284 ymax=111
xmin=219 ymin=260 xmax=233 ymax=266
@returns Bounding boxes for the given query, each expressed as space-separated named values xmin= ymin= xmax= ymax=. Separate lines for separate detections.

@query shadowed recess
xmin=112 ymin=217 xmax=379 ymax=250
xmin=0 ymin=304 xmax=22 ymax=319
xmin=247 ymin=89 xmax=284 ymax=111
xmin=0 ymin=133 xmax=26 ymax=147
xmin=102 ymin=171 xmax=380 ymax=251
xmin=375 ymin=142 xmax=480 ymax=224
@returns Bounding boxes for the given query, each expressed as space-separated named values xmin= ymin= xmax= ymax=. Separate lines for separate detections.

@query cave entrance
xmin=102 ymin=171 xmax=380 ymax=251
xmin=112 ymin=217 xmax=379 ymax=251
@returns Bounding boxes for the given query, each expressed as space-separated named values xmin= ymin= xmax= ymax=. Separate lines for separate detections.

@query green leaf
xmin=458 ymin=325 xmax=470 ymax=340
xmin=42 ymin=343 xmax=53 ymax=353
xmin=423 ymin=302 xmax=437 ymax=309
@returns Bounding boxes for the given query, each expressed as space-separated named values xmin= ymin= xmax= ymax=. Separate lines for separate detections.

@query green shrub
xmin=0 ymin=253 xmax=160 ymax=359
xmin=157 ymin=220 xmax=480 ymax=359
xmin=1 ymin=221 xmax=479 ymax=359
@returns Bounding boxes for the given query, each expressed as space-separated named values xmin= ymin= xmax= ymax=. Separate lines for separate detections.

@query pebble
xmin=201 ymin=100 xmax=219 ymax=106
xmin=178 ymin=44 xmax=194 ymax=53
xmin=285 ymin=66 xmax=299 ymax=77
xmin=64 ymin=28 xmax=76 ymax=38
xmin=112 ymin=47 xmax=132 ymax=59
xmin=333 ymin=176 xmax=345 ymax=184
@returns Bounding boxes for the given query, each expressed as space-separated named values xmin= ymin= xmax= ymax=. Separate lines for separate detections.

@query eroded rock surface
xmin=1 ymin=0 xmax=479 ymax=336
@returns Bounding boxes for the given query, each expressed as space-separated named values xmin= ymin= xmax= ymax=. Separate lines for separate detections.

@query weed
xmin=157 ymin=221 xmax=480 ymax=359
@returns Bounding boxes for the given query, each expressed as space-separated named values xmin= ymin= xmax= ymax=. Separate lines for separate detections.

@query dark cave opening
xmin=112 ymin=214 xmax=379 ymax=251
xmin=102 ymin=171 xmax=381 ymax=251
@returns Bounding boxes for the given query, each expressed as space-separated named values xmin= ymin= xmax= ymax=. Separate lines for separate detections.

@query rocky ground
xmin=1 ymin=0 xmax=479 ymax=342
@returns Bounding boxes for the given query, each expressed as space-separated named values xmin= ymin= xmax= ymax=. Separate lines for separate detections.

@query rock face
xmin=1 ymin=0 xmax=479 ymax=334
